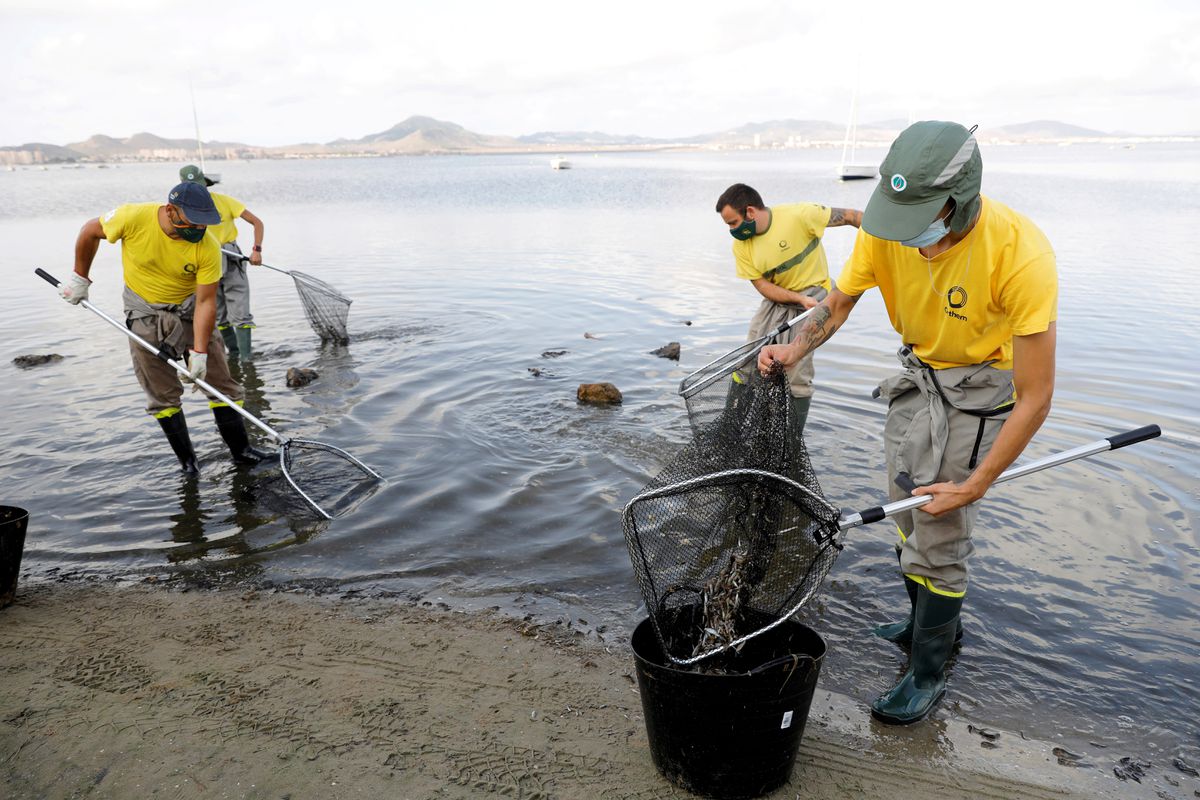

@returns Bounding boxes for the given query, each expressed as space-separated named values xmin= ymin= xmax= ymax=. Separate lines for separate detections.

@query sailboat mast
xmin=190 ymin=82 xmax=206 ymax=172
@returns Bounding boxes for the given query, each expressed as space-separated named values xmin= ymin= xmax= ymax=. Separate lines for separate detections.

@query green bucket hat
xmin=863 ymin=121 xmax=982 ymax=241
xmin=179 ymin=164 xmax=218 ymax=187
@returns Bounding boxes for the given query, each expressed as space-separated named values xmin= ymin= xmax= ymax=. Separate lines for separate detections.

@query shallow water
xmin=1 ymin=146 xmax=1197 ymax=769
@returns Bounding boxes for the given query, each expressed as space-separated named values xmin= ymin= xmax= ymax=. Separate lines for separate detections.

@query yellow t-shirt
xmin=732 ymin=203 xmax=833 ymax=292
xmin=100 ymin=203 xmax=222 ymax=304
xmin=208 ymin=192 xmax=247 ymax=245
xmin=836 ymin=196 xmax=1057 ymax=370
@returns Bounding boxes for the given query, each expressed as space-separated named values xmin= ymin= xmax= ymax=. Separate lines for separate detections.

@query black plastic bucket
xmin=0 ymin=506 xmax=29 ymax=609
xmin=632 ymin=613 xmax=826 ymax=799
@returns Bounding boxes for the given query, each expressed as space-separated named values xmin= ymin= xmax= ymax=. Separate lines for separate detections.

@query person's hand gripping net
xmin=757 ymin=342 xmax=798 ymax=377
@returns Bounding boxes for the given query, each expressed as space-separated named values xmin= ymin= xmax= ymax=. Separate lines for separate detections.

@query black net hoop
xmin=678 ymin=341 xmax=762 ymax=434
xmin=624 ymin=366 xmax=842 ymax=665
xmin=291 ymin=272 xmax=351 ymax=345
xmin=280 ymin=439 xmax=383 ymax=519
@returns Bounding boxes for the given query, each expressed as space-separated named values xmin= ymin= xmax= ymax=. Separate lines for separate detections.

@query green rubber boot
xmin=871 ymin=587 xmax=963 ymax=724
xmin=788 ymin=395 xmax=811 ymax=442
xmin=219 ymin=325 xmax=239 ymax=360
xmin=157 ymin=412 xmax=200 ymax=476
xmin=233 ymin=326 xmax=253 ymax=362
xmin=873 ymin=546 xmax=965 ymax=646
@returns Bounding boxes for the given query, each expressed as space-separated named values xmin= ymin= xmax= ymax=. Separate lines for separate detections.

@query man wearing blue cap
xmin=61 ymin=181 xmax=269 ymax=475
xmin=759 ymin=121 xmax=1058 ymax=724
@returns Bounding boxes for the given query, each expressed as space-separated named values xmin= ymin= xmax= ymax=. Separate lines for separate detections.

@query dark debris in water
xmin=968 ymin=724 xmax=1000 ymax=741
xmin=13 ymin=354 xmax=64 ymax=369
xmin=541 ymin=350 xmax=568 ymax=358
xmin=1052 ymin=746 xmax=1091 ymax=768
xmin=286 ymin=367 xmax=319 ymax=387
xmin=1113 ymin=756 xmax=1152 ymax=782
xmin=1174 ymin=757 xmax=1199 ymax=777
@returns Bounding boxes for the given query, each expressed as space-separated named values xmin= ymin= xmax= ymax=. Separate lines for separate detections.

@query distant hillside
xmin=692 ymin=118 xmax=899 ymax=148
xmin=332 ymin=115 xmax=516 ymax=152
xmin=518 ymin=130 xmax=664 ymax=146
xmin=987 ymin=120 xmax=1109 ymax=139
xmin=0 ymin=142 xmax=84 ymax=164
xmin=63 ymin=132 xmax=254 ymax=162
xmin=0 ymin=116 xmax=1174 ymax=165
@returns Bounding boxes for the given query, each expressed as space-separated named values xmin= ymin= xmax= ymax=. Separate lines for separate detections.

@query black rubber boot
xmin=873 ymin=551 xmax=964 ymax=646
xmin=219 ymin=325 xmax=239 ymax=360
xmin=871 ymin=587 xmax=964 ymax=724
xmin=157 ymin=412 xmax=200 ymax=476
xmin=212 ymin=405 xmax=272 ymax=464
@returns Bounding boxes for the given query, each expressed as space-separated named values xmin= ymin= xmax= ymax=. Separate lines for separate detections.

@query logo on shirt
xmin=778 ymin=239 xmax=788 ymax=250
xmin=944 ymin=285 xmax=969 ymax=321
xmin=891 ymin=174 xmax=907 ymax=192
xmin=182 ymin=263 xmax=198 ymax=275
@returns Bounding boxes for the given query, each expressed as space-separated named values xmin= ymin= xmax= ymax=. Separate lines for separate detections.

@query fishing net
xmin=678 ymin=340 xmax=764 ymax=434
xmin=624 ymin=364 xmax=842 ymax=666
xmin=276 ymin=439 xmax=383 ymax=519
xmin=290 ymin=272 xmax=352 ymax=345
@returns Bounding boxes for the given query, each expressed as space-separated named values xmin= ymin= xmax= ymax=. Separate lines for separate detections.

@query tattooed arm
xmin=827 ymin=207 xmax=863 ymax=228
xmin=757 ymin=289 xmax=860 ymax=374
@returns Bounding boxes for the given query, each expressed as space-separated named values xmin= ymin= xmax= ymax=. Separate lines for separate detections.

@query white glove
xmin=184 ymin=350 xmax=208 ymax=386
xmin=59 ymin=273 xmax=92 ymax=305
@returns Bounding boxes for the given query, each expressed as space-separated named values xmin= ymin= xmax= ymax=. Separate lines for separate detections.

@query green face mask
xmin=729 ymin=218 xmax=757 ymax=241
xmin=175 ymin=225 xmax=207 ymax=243
xmin=169 ymin=208 xmax=207 ymax=243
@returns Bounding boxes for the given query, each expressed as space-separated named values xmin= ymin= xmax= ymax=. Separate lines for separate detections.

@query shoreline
xmin=0 ymin=582 xmax=1178 ymax=799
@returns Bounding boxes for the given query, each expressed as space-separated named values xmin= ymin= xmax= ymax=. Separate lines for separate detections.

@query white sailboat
xmin=190 ymin=83 xmax=220 ymax=183
xmin=838 ymin=80 xmax=876 ymax=181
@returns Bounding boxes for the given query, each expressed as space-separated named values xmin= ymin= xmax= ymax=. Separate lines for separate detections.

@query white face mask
xmin=900 ymin=214 xmax=950 ymax=248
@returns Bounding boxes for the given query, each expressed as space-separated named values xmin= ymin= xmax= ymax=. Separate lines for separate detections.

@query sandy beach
xmin=0 ymin=582 xmax=1180 ymax=800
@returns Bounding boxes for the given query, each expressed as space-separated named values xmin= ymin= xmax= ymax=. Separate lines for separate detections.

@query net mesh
xmin=291 ymin=272 xmax=352 ymax=345
xmin=678 ymin=338 xmax=764 ymax=434
xmin=624 ymin=358 xmax=842 ymax=666
xmin=280 ymin=440 xmax=382 ymax=519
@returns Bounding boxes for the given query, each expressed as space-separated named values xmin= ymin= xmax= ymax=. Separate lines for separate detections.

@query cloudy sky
xmin=2 ymin=0 xmax=1197 ymax=147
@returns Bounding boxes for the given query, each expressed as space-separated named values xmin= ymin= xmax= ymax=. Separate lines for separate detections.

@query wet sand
xmin=0 ymin=583 xmax=1176 ymax=799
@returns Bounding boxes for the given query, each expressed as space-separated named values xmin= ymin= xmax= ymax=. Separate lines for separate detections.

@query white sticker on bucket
xmin=781 ymin=710 xmax=794 ymax=729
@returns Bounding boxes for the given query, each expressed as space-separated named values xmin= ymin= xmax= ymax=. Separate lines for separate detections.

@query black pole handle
xmin=35 ymin=268 xmax=61 ymax=287
xmin=1106 ymin=425 xmax=1161 ymax=450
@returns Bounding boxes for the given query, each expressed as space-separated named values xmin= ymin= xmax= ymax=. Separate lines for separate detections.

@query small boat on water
xmin=550 ymin=156 xmax=571 ymax=170
xmin=838 ymin=75 xmax=877 ymax=181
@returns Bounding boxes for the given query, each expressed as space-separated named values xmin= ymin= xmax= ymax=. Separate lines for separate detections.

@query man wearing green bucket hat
xmin=758 ymin=121 xmax=1058 ymax=724
xmin=179 ymin=164 xmax=265 ymax=362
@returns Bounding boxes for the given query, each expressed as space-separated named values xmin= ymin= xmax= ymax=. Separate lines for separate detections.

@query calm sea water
xmin=1 ymin=146 xmax=1197 ymax=770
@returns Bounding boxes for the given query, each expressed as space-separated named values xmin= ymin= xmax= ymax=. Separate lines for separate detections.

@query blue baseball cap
xmin=167 ymin=181 xmax=221 ymax=226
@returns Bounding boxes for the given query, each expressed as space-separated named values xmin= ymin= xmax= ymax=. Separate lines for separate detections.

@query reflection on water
xmin=1 ymin=147 xmax=1197 ymax=769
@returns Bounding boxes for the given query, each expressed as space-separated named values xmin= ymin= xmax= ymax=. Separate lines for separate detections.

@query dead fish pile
xmin=691 ymin=542 xmax=751 ymax=660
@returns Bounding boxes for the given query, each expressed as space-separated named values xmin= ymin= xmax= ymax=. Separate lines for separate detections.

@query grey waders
xmin=158 ymin=412 xmax=200 ymax=476
xmin=871 ymin=586 xmax=963 ymax=724
xmin=212 ymin=405 xmax=271 ymax=464
xmin=873 ymin=549 xmax=964 ymax=645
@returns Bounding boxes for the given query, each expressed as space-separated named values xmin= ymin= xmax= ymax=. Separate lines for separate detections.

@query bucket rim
xmin=630 ymin=615 xmax=826 ymax=676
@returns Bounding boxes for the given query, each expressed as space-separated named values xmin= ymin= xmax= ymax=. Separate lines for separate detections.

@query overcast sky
xmin=2 ymin=0 xmax=1197 ymax=147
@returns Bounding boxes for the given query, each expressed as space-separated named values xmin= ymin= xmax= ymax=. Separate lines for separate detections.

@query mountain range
xmin=0 ymin=115 xmax=1178 ymax=166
